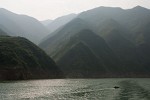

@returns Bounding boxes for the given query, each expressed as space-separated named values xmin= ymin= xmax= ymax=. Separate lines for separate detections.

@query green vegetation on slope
xmin=40 ymin=6 xmax=150 ymax=78
xmin=51 ymin=30 xmax=123 ymax=77
xmin=0 ymin=36 xmax=63 ymax=80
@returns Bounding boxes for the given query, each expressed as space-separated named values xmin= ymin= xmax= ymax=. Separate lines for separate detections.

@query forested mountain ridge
xmin=39 ymin=6 xmax=150 ymax=78
xmin=0 ymin=36 xmax=63 ymax=80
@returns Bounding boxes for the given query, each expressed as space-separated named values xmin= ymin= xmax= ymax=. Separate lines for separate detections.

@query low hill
xmin=0 ymin=36 xmax=63 ymax=80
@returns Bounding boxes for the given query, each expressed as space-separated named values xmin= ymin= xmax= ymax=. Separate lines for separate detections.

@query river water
xmin=0 ymin=79 xmax=150 ymax=100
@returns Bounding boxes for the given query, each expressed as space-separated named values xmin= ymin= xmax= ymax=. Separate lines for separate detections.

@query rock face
xmin=0 ymin=36 xmax=63 ymax=80
xmin=39 ymin=6 xmax=150 ymax=78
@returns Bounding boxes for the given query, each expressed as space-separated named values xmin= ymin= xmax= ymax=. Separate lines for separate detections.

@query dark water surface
xmin=0 ymin=79 xmax=150 ymax=100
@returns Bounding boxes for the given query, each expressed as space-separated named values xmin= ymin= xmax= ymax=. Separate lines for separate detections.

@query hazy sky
xmin=0 ymin=0 xmax=150 ymax=21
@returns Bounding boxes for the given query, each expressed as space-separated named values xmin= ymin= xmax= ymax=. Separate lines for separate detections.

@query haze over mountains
xmin=0 ymin=28 xmax=7 ymax=36
xmin=0 ymin=8 xmax=49 ymax=44
xmin=0 ymin=6 xmax=150 ymax=79
xmin=42 ymin=14 xmax=77 ymax=33
xmin=40 ymin=6 xmax=150 ymax=78
xmin=41 ymin=19 xmax=53 ymax=26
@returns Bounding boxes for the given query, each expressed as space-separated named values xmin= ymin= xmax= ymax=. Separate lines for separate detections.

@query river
xmin=0 ymin=79 xmax=150 ymax=100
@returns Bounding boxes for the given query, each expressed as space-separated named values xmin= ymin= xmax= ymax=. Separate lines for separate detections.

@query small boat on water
xmin=114 ymin=86 xmax=120 ymax=89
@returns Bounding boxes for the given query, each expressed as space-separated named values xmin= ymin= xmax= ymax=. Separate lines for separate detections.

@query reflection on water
xmin=116 ymin=80 xmax=150 ymax=100
xmin=0 ymin=79 xmax=149 ymax=100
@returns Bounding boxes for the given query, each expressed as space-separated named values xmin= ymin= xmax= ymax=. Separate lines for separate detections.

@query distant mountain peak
xmin=53 ymin=13 xmax=77 ymax=21
xmin=0 ymin=8 xmax=15 ymax=15
xmin=0 ymin=8 xmax=7 ymax=11
xmin=46 ymin=13 xmax=77 ymax=33
xmin=94 ymin=6 xmax=123 ymax=11
xmin=132 ymin=5 xmax=149 ymax=11
xmin=98 ymin=6 xmax=122 ymax=9
xmin=134 ymin=5 xmax=144 ymax=9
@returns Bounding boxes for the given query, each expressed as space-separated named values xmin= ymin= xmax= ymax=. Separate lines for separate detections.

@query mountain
xmin=0 ymin=8 xmax=50 ymax=44
xmin=77 ymin=6 xmax=150 ymax=73
xmin=39 ymin=18 xmax=89 ymax=56
xmin=56 ymin=30 xmax=122 ymax=78
xmin=46 ymin=14 xmax=77 ymax=33
xmin=135 ymin=21 xmax=150 ymax=71
xmin=41 ymin=19 xmax=53 ymax=26
xmin=78 ymin=6 xmax=150 ymax=43
xmin=96 ymin=19 xmax=142 ymax=69
xmin=40 ymin=6 xmax=150 ymax=78
xmin=0 ymin=36 xmax=63 ymax=80
xmin=78 ymin=6 xmax=124 ymax=32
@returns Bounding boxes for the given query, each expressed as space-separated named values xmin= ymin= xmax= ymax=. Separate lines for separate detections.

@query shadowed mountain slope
xmin=0 ymin=36 xmax=63 ymax=80
xmin=39 ymin=6 xmax=150 ymax=77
